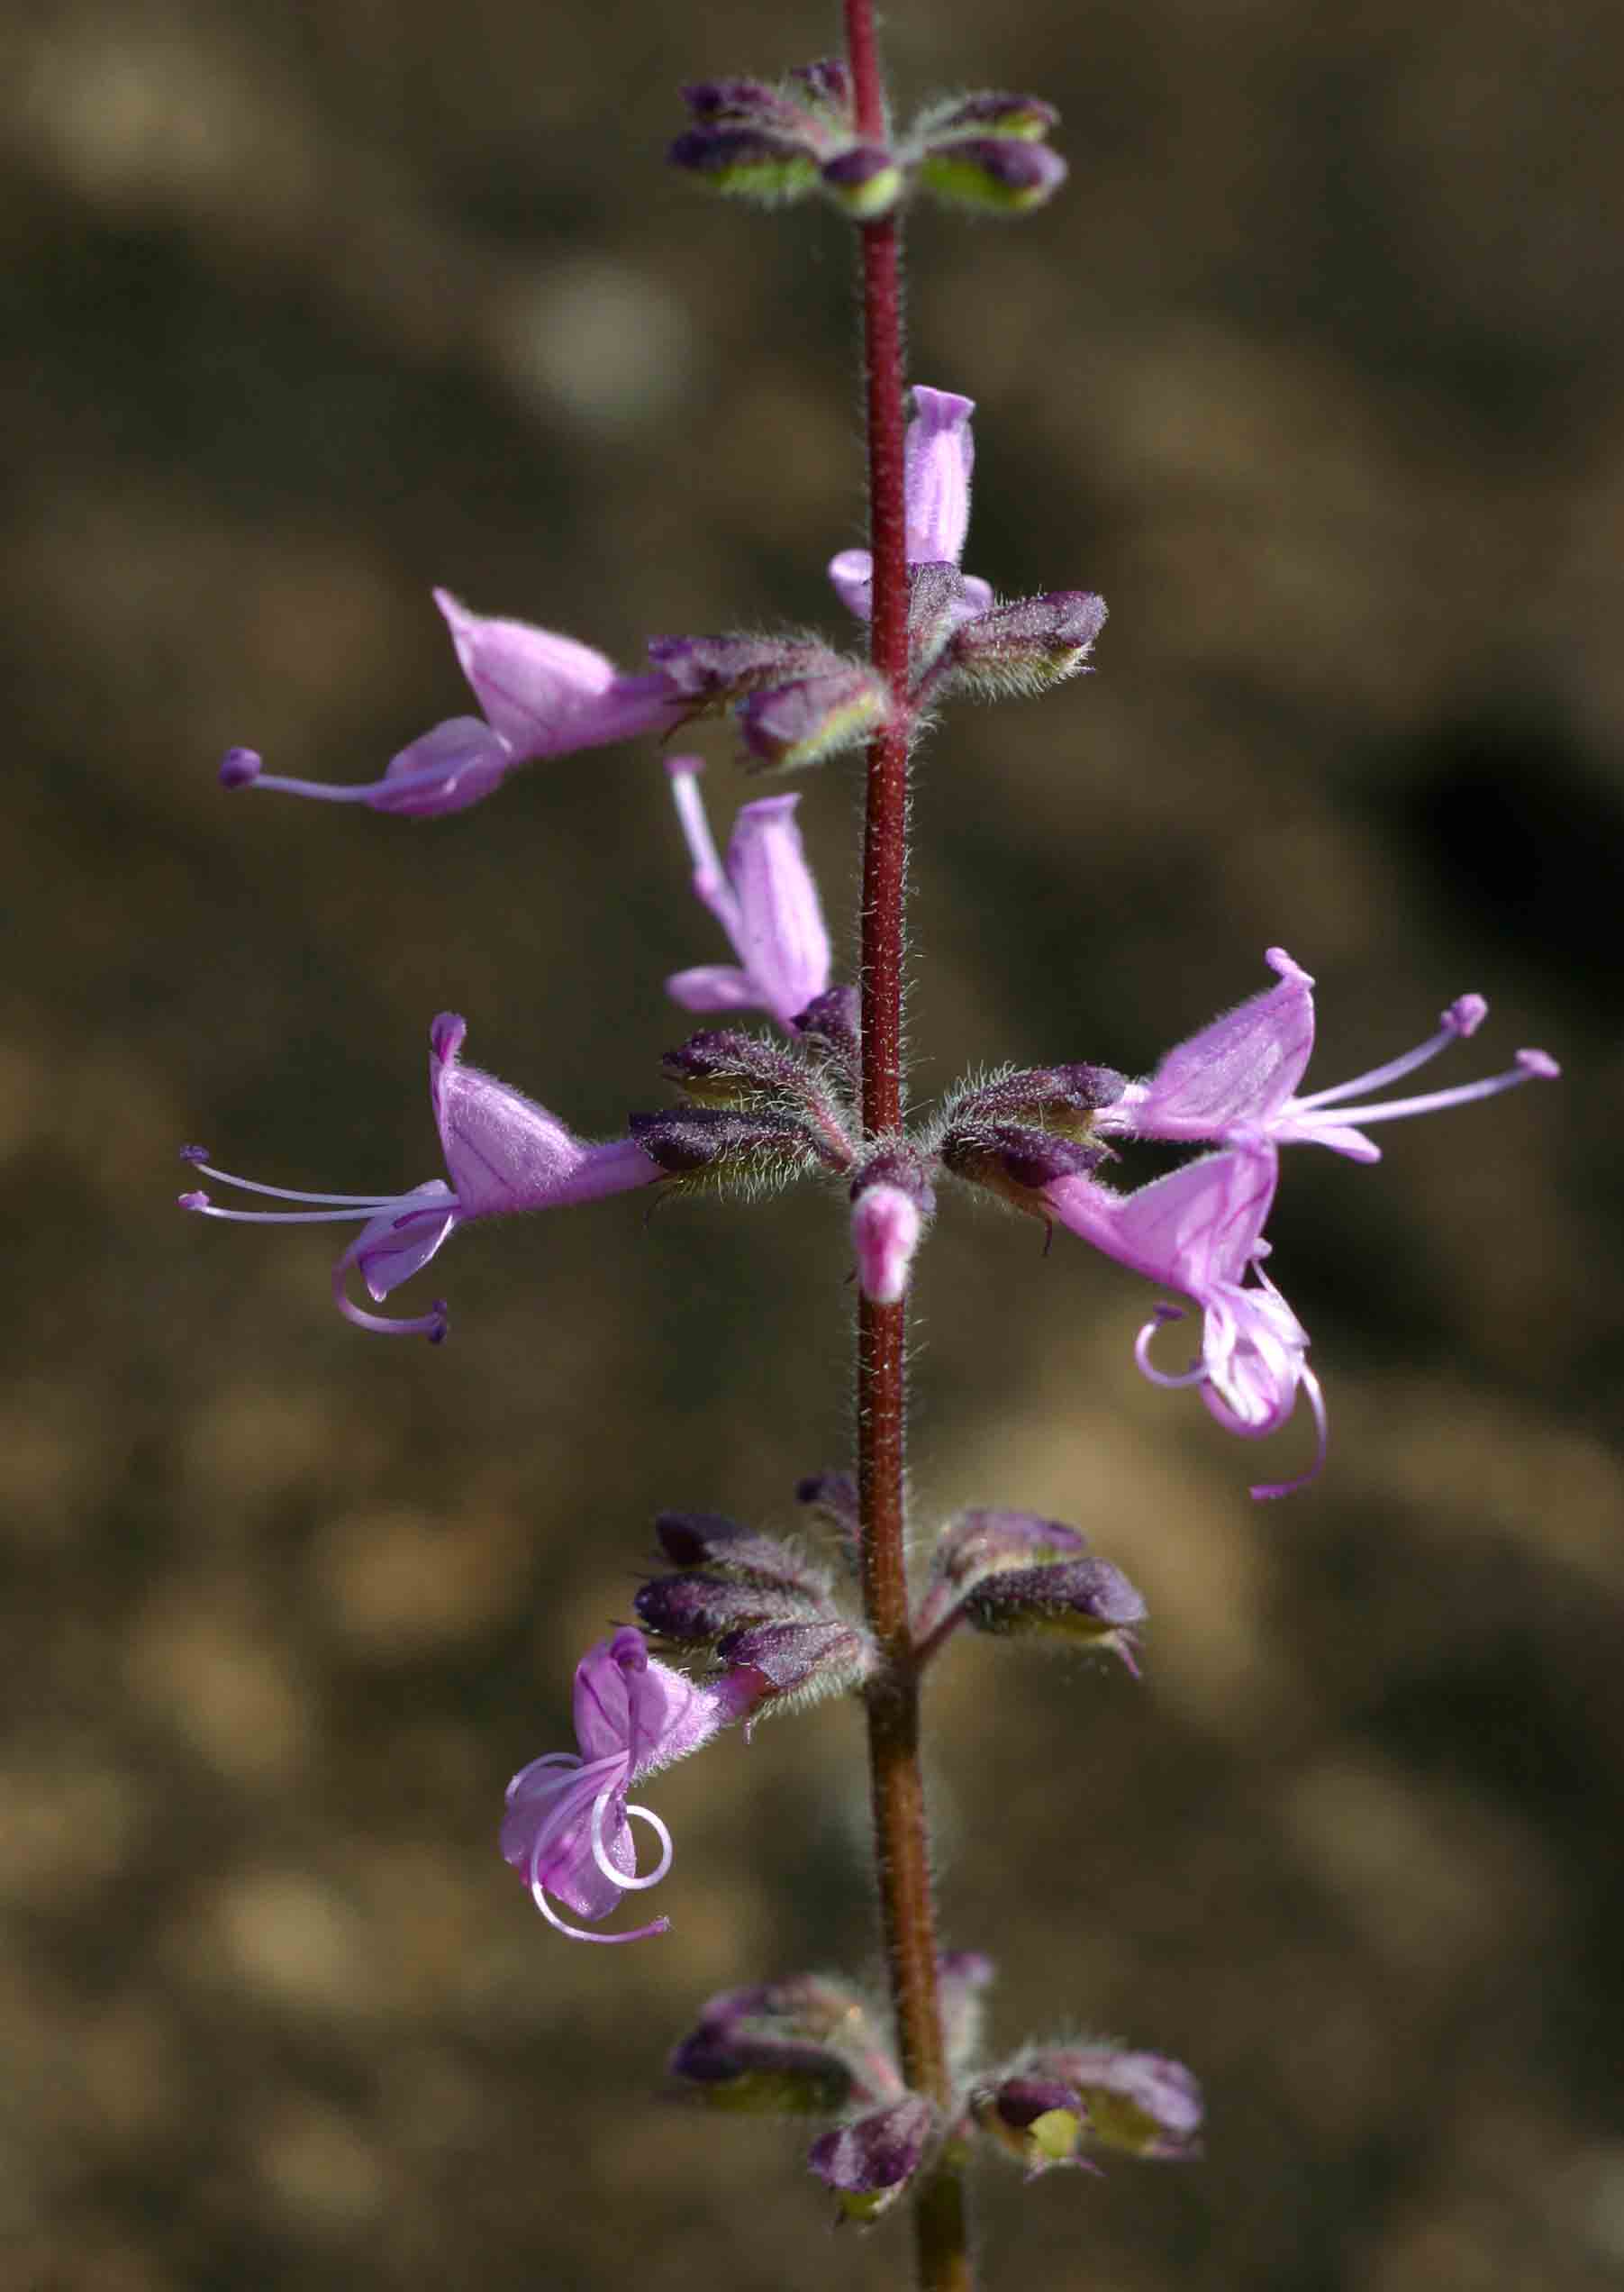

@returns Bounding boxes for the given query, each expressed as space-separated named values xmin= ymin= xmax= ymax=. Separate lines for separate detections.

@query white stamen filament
xmin=591 ymin=1790 xmax=674 ymax=1892
xmin=1292 ymin=1019 xmax=1467 ymax=1110
xmin=1297 ymin=1061 xmax=1547 ymax=1129
xmin=180 ymin=1159 xmax=404 ymax=1209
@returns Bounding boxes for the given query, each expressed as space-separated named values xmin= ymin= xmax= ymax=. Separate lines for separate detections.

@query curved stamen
xmin=1249 ymin=1364 xmax=1329 ymax=1500
xmin=332 ymin=1262 xmax=448 ymax=1342
xmin=1133 ymin=1305 xmax=1208 ymax=1390
xmin=222 ymin=759 xmax=481 ymax=807
xmin=1292 ymin=997 xmax=1488 ymax=1110
xmin=504 ymin=1751 xmax=582 ymax=1805
xmin=590 ymin=1791 xmax=674 ymax=1893
xmin=529 ymin=1878 xmax=670 ymax=1947
xmin=1298 ymin=1050 xmax=1556 ymax=1130
xmin=177 ymin=1155 xmax=403 ymax=1208
xmin=182 ymin=1196 xmax=388 ymax=1224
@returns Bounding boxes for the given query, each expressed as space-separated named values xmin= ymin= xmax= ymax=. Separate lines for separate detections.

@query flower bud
xmin=647 ymin=632 xmax=844 ymax=708
xmin=635 ymin=1570 xmax=827 ymax=1646
xmin=941 ymin=1120 xmax=1109 ymax=1208
xmin=850 ymin=1184 xmax=923 ymax=1305
xmin=950 ymin=1062 xmax=1127 ymax=1130
xmin=808 ymin=2096 xmax=937 ymax=2224
xmin=667 ymin=124 xmax=821 ymax=204
xmin=716 ymin=1619 xmax=876 ymax=1710
xmin=849 ymin=1146 xmax=936 ymax=1306
xmin=737 ymin=666 xmax=893 ymax=773
xmin=696 ymin=1970 xmax=876 ymax=2047
xmin=680 ymin=77 xmax=810 ymax=131
xmin=960 ymin=1556 xmax=1147 ymax=1670
xmin=785 ymin=58 xmax=854 ymax=121
xmin=918 ymin=136 xmax=1068 ymax=214
xmin=626 ymin=1105 xmax=819 ymax=1192
xmin=820 ymin=145 xmax=904 ymax=220
xmin=948 ymin=589 xmax=1107 ymax=694
xmin=654 ymin=1509 xmax=830 ymax=1596
xmin=793 ymin=985 xmax=861 ymax=1064
xmin=1026 ymin=2047 xmax=1203 ymax=2160
xmin=659 ymin=1028 xmax=810 ymax=1109
xmin=973 ymin=2077 xmax=1093 ymax=2178
xmin=670 ymin=2027 xmax=857 ymax=2115
xmin=913 ymin=91 xmax=1060 ymax=141
xmin=930 ymin=1508 xmax=1090 ymax=1596
xmin=906 ymin=562 xmax=991 ymax=675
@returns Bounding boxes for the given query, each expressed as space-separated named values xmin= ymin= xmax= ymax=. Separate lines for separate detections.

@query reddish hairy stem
xmin=845 ymin=3 xmax=972 ymax=2286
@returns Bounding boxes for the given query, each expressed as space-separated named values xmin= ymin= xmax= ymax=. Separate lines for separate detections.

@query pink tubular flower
xmin=500 ymin=1627 xmax=737 ymax=1944
xmin=1104 ymin=947 xmax=1559 ymax=1163
xmin=664 ymin=756 xmax=832 ymax=1031
xmin=177 ymin=1014 xmax=658 ymax=1338
xmin=218 ymin=590 xmax=685 ymax=816
xmin=1045 ymin=1148 xmax=1327 ymax=1499
xmin=827 ymin=384 xmax=993 ymax=625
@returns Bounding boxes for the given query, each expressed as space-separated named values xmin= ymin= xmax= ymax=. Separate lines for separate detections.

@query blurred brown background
xmin=5 ymin=0 xmax=1622 ymax=2286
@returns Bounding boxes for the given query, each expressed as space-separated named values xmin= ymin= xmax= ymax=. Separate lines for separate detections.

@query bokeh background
xmin=5 ymin=0 xmax=1623 ymax=2285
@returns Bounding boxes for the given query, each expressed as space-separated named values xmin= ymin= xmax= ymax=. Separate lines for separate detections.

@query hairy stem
xmin=845 ymin=3 xmax=972 ymax=2286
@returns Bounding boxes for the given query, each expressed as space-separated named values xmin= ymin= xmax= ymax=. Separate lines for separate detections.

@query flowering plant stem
xmin=846 ymin=3 xmax=972 ymax=2283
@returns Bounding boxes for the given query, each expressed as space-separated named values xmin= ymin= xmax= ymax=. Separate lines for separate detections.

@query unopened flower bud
xmin=696 ymin=1970 xmax=877 ymax=2048
xmin=850 ymin=1183 xmax=923 ymax=1305
xmin=738 ymin=667 xmax=893 ymax=773
xmin=654 ymin=1510 xmax=830 ymax=1596
xmin=627 ymin=1105 xmax=819 ymax=1192
xmin=1026 ymin=2047 xmax=1203 ymax=2160
xmin=785 ymin=58 xmax=855 ymax=120
xmin=948 ymin=589 xmax=1107 ymax=695
xmin=919 ymin=136 xmax=1068 ymax=214
xmin=820 ymin=145 xmax=904 ymax=219
xmin=905 ymin=562 xmax=991 ymax=676
xmin=716 ymin=1619 xmax=876 ymax=1710
xmin=961 ymin=1557 xmax=1147 ymax=1672
xmin=667 ymin=124 xmax=821 ymax=203
xmin=659 ymin=1028 xmax=810 ymax=1109
xmin=670 ymin=2026 xmax=857 ymax=2115
xmin=680 ymin=77 xmax=809 ymax=130
xmin=952 ymin=1062 xmax=1127 ymax=1130
xmin=648 ymin=632 xmax=844 ymax=708
xmin=913 ymin=91 xmax=1059 ymax=141
xmin=849 ymin=1148 xmax=935 ymax=1305
xmin=973 ymin=2077 xmax=1093 ymax=2178
xmin=941 ymin=1121 xmax=1109 ymax=1207
xmin=808 ymin=2096 xmax=937 ymax=2224
xmin=635 ymin=1570 xmax=829 ymax=1646
xmin=794 ymin=985 xmax=861 ymax=1062
xmin=931 ymin=1509 xmax=1090 ymax=1594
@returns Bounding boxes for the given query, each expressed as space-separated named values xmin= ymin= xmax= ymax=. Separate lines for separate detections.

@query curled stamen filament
xmin=515 ymin=1752 xmax=674 ymax=1945
xmin=1250 ymin=1368 xmax=1329 ymax=1501
xmin=1133 ymin=1305 xmax=1207 ymax=1389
